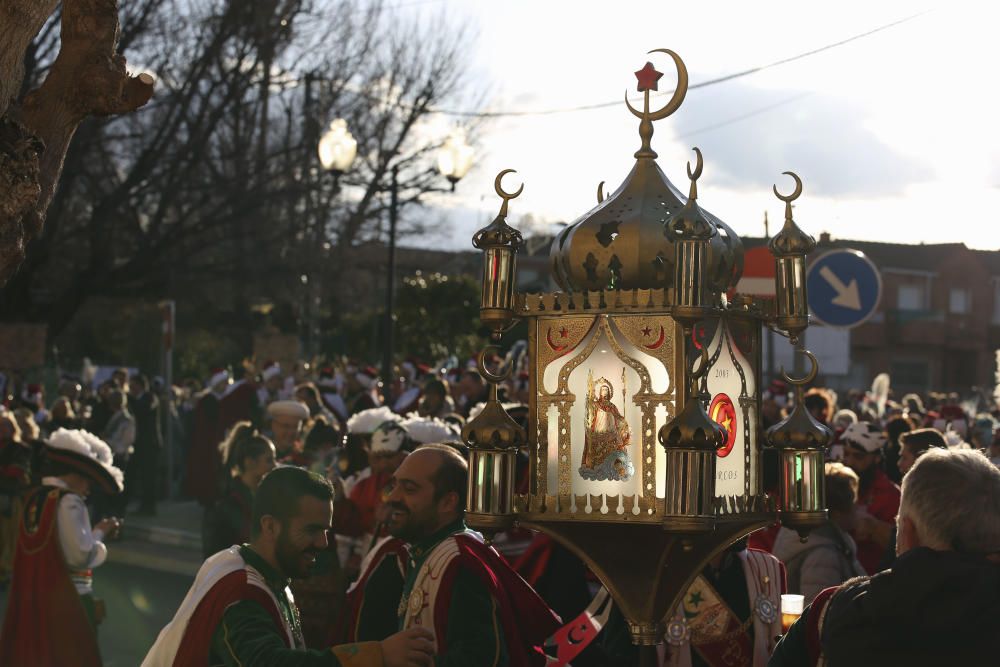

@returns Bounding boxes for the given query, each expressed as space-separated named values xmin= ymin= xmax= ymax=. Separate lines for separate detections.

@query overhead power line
xmin=429 ymin=9 xmax=932 ymax=118
xmin=676 ymin=92 xmax=813 ymax=139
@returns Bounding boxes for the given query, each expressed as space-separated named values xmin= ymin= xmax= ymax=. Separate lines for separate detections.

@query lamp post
xmin=315 ymin=118 xmax=357 ymax=356
xmin=380 ymin=130 xmax=474 ymax=383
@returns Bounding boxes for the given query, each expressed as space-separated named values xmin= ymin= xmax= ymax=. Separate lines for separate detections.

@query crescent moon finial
xmin=779 ymin=348 xmax=819 ymax=386
xmin=772 ymin=171 xmax=803 ymax=203
xmin=686 ymin=147 xmax=703 ymax=201
xmin=628 ymin=48 xmax=689 ymax=159
xmin=689 ymin=343 xmax=712 ymax=394
xmin=477 ymin=345 xmax=512 ymax=384
xmin=686 ymin=147 xmax=703 ymax=181
xmin=644 ymin=48 xmax=689 ymax=121
xmin=597 ymin=181 xmax=606 ymax=204
xmin=494 ymin=169 xmax=524 ymax=200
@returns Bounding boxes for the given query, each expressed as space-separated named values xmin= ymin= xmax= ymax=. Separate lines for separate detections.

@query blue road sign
xmin=805 ymin=249 xmax=882 ymax=328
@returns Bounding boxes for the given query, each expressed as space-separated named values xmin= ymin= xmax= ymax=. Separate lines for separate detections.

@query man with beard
xmin=840 ymin=421 xmax=900 ymax=574
xmin=342 ymin=445 xmax=560 ymax=666
xmin=144 ymin=467 xmax=434 ymax=666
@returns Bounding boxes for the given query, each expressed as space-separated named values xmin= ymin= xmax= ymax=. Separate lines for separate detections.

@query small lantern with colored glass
xmin=668 ymin=147 xmax=716 ymax=326
xmin=464 ymin=171 xmax=527 ymax=540
xmin=765 ymin=350 xmax=833 ymax=539
xmin=472 ymin=170 xmax=524 ymax=340
xmin=658 ymin=347 xmax=726 ymax=533
xmin=461 ymin=349 xmax=526 ymax=541
xmin=659 ymin=147 xmax=723 ymax=532
xmin=768 ymin=172 xmax=815 ymax=342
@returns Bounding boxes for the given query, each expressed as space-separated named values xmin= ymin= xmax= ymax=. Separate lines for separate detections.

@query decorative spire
xmin=765 ymin=349 xmax=832 ymax=451
xmin=768 ymin=171 xmax=816 ymax=258
xmin=472 ymin=169 xmax=524 ymax=251
xmin=625 ymin=48 xmax=689 ymax=160
xmin=666 ymin=148 xmax=716 ymax=242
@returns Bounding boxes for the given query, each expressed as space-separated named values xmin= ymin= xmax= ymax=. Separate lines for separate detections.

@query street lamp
xmin=436 ymin=129 xmax=475 ymax=191
xmin=381 ymin=132 xmax=475 ymax=383
xmin=311 ymin=119 xmax=356 ymax=355
xmin=318 ymin=118 xmax=357 ymax=180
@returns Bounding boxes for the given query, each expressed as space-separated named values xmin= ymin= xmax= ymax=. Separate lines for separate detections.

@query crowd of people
xmin=0 ymin=353 xmax=999 ymax=665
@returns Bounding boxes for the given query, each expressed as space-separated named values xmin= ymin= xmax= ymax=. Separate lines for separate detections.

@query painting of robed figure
xmin=579 ymin=368 xmax=634 ymax=481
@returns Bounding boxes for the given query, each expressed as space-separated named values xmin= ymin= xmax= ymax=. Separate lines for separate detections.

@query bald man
xmin=341 ymin=445 xmax=559 ymax=666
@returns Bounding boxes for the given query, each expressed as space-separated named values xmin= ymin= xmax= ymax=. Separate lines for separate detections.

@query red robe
xmin=0 ymin=488 xmax=102 ymax=667
xmin=434 ymin=535 xmax=559 ymax=665
xmin=219 ymin=379 xmax=260 ymax=433
xmin=342 ymin=470 xmax=391 ymax=538
xmin=853 ymin=468 xmax=900 ymax=573
xmin=142 ymin=547 xmax=293 ymax=665
xmin=345 ymin=532 xmax=560 ymax=666
xmin=185 ymin=392 xmax=224 ymax=506
xmin=170 ymin=570 xmax=289 ymax=664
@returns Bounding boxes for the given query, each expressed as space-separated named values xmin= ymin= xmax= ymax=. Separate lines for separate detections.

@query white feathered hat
xmin=47 ymin=428 xmax=124 ymax=494
xmin=842 ymin=422 xmax=887 ymax=454
xmin=347 ymin=406 xmax=403 ymax=434
xmin=400 ymin=415 xmax=461 ymax=444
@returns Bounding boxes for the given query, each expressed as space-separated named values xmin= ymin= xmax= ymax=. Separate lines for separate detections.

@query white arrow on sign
xmin=819 ymin=266 xmax=862 ymax=310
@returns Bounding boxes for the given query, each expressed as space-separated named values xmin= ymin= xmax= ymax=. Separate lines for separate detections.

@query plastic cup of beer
xmin=781 ymin=594 xmax=804 ymax=632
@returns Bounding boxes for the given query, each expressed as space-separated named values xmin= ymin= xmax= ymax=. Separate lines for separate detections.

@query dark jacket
xmin=201 ymin=478 xmax=253 ymax=559
xmin=130 ymin=391 xmax=162 ymax=451
xmin=822 ymin=547 xmax=1000 ymax=666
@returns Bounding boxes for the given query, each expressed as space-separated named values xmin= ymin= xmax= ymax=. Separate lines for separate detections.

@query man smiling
xmin=144 ymin=467 xmax=433 ymax=666
xmin=343 ymin=444 xmax=559 ymax=666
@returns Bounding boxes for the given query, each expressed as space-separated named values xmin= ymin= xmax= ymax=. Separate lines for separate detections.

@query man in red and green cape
xmin=340 ymin=444 xmax=560 ymax=666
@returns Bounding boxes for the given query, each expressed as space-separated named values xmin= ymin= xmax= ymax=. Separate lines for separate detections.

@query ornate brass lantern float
xmin=464 ymin=48 xmax=830 ymax=647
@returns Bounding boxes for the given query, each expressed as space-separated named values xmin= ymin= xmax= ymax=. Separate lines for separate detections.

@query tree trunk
xmin=0 ymin=0 xmax=59 ymax=119
xmin=0 ymin=0 xmax=153 ymax=286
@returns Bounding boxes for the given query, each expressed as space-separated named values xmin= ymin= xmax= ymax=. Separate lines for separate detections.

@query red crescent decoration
xmin=642 ymin=325 xmax=666 ymax=350
xmin=710 ymin=393 xmax=737 ymax=458
xmin=546 ymin=327 xmax=569 ymax=353
xmin=567 ymin=623 xmax=588 ymax=645
xmin=692 ymin=324 xmax=706 ymax=351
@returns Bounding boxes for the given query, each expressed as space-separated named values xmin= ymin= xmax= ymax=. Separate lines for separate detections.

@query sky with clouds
xmin=398 ymin=0 xmax=1000 ymax=252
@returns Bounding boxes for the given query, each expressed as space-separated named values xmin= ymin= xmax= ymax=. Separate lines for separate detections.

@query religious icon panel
xmin=534 ymin=311 xmax=677 ymax=519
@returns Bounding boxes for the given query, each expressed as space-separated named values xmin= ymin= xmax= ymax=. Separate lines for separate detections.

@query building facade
xmin=746 ymin=234 xmax=1000 ymax=395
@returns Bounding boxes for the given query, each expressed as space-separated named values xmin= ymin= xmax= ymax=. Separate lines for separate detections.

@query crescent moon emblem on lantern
xmin=567 ymin=624 xmax=588 ymax=645
xmin=642 ymin=325 xmax=666 ymax=350
xmin=546 ymin=326 xmax=570 ymax=353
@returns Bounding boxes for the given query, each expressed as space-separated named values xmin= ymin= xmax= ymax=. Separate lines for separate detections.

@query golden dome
xmin=549 ymin=50 xmax=743 ymax=294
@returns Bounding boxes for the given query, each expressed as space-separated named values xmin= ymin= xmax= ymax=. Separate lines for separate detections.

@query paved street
xmin=0 ymin=559 xmax=193 ymax=666
xmin=0 ymin=501 xmax=203 ymax=666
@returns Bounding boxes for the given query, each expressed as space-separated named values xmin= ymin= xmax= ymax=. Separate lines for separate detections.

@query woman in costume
xmin=0 ymin=428 xmax=123 ymax=667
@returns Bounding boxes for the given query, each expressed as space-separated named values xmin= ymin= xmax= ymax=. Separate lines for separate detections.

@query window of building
xmin=890 ymin=360 xmax=930 ymax=390
xmin=897 ymin=284 xmax=924 ymax=311
xmin=949 ymin=287 xmax=970 ymax=314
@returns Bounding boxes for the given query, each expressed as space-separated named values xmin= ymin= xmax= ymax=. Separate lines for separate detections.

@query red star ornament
xmin=634 ymin=61 xmax=663 ymax=92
